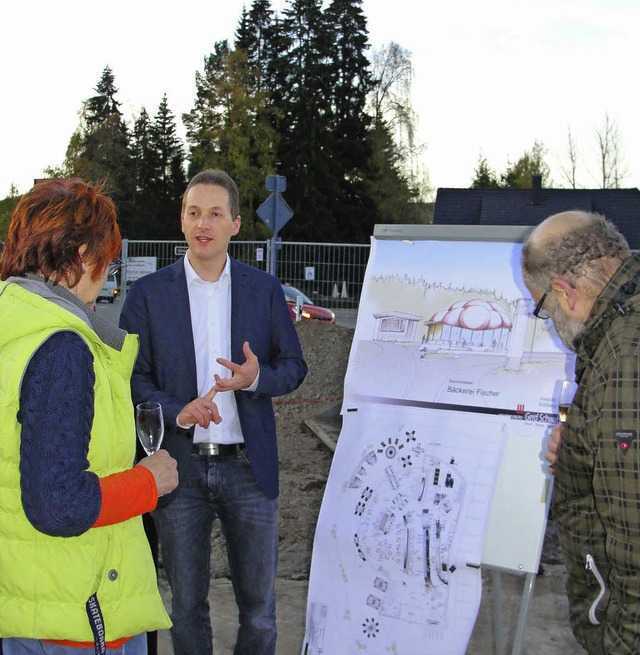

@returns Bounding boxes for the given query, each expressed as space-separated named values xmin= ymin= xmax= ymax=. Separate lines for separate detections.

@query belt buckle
xmin=194 ymin=442 xmax=244 ymax=457
xmin=195 ymin=443 xmax=222 ymax=456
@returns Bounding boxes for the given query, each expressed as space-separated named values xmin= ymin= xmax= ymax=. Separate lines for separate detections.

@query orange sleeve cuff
xmin=94 ymin=465 xmax=158 ymax=528
xmin=46 ymin=637 xmax=130 ymax=649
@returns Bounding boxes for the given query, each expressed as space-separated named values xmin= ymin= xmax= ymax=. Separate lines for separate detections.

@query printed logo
xmin=615 ymin=430 xmax=637 ymax=455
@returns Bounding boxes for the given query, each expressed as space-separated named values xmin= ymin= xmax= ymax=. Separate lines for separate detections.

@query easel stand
xmin=488 ymin=567 xmax=537 ymax=655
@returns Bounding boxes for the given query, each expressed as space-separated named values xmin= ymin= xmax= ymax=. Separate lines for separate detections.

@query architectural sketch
xmin=373 ymin=311 xmax=421 ymax=342
xmin=422 ymin=298 xmax=513 ymax=352
xmin=343 ymin=239 xmax=574 ymax=418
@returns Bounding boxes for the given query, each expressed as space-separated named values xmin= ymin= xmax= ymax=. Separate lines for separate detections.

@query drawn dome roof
xmin=429 ymin=299 xmax=512 ymax=330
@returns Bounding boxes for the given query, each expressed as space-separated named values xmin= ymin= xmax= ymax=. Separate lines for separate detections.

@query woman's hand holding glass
xmin=135 ymin=401 xmax=178 ymax=496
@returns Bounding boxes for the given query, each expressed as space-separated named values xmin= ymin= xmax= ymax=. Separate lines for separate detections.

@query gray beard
xmin=544 ymin=291 xmax=586 ymax=352
xmin=552 ymin=310 xmax=585 ymax=352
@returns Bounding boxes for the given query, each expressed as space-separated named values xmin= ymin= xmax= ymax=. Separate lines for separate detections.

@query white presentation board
xmin=302 ymin=224 xmax=574 ymax=655
xmin=367 ymin=224 xmax=575 ymax=573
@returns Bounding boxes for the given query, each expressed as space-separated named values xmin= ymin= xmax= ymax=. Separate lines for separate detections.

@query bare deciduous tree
xmin=593 ymin=113 xmax=628 ymax=189
xmin=560 ymin=126 xmax=580 ymax=189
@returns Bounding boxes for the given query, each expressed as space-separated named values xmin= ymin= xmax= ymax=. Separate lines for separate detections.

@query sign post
xmin=256 ymin=175 xmax=294 ymax=277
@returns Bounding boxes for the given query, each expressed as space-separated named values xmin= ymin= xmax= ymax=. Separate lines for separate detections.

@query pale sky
xmin=2 ymin=0 xmax=639 ymax=199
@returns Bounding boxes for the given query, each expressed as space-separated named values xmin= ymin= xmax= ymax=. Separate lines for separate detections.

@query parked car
xmin=97 ymin=273 xmax=119 ymax=303
xmin=281 ymin=284 xmax=336 ymax=324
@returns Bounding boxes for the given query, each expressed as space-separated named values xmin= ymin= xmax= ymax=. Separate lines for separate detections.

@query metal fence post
xmin=120 ymin=238 xmax=129 ymax=301
xmin=269 ymin=237 xmax=278 ymax=278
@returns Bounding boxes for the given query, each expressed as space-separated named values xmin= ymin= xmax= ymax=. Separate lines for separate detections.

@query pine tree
xmin=149 ymin=95 xmax=186 ymax=238
xmin=326 ymin=0 xmax=371 ymax=156
xmin=183 ymin=41 xmax=277 ymax=239
xmin=132 ymin=107 xmax=156 ymax=194
xmin=129 ymin=99 xmax=187 ymax=239
xmin=64 ymin=66 xmax=136 ymax=235
xmin=365 ymin=122 xmax=414 ymax=224
xmin=180 ymin=2 xmax=424 ymax=242
xmin=184 ymin=41 xmax=232 ymax=176
xmin=471 ymin=156 xmax=501 ymax=188
xmin=324 ymin=0 xmax=376 ymax=241
xmin=275 ymin=0 xmax=337 ymax=241
xmin=0 ymin=193 xmax=20 ymax=241
xmin=84 ymin=67 xmax=123 ymax=127
xmin=501 ymin=141 xmax=552 ymax=188
xmin=235 ymin=0 xmax=275 ymax=94
xmin=130 ymin=107 xmax=157 ymax=238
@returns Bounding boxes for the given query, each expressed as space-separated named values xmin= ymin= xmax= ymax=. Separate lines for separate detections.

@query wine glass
xmin=135 ymin=401 xmax=164 ymax=455
xmin=557 ymin=380 xmax=577 ymax=423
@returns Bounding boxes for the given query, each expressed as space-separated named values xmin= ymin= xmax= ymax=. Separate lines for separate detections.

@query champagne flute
xmin=136 ymin=401 xmax=164 ymax=456
xmin=558 ymin=380 xmax=577 ymax=423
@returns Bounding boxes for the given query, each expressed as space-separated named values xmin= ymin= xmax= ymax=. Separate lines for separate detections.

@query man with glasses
xmin=521 ymin=210 xmax=640 ymax=654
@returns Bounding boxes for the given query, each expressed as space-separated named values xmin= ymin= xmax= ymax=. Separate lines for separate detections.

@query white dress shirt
xmin=183 ymin=253 xmax=251 ymax=445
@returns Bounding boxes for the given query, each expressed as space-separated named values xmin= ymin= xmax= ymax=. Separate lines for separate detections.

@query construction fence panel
xmin=275 ymin=241 xmax=371 ymax=308
xmin=123 ymin=240 xmax=269 ymax=272
xmin=121 ymin=239 xmax=370 ymax=308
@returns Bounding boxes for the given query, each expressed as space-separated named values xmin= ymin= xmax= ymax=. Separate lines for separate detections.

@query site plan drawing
xmin=304 ymin=404 xmax=506 ymax=654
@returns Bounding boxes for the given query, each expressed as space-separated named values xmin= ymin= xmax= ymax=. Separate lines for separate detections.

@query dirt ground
xmin=156 ymin=320 xmax=585 ymax=654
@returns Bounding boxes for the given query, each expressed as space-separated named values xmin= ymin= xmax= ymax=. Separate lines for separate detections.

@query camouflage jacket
xmin=555 ymin=253 xmax=640 ymax=654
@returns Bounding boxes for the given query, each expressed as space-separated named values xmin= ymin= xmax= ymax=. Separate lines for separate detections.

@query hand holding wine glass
xmin=558 ymin=380 xmax=577 ymax=423
xmin=137 ymin=450 xmax=178 ymax=497
xmin=136 ymin=401 xmax=164 ymax=456
xmin=546 ymin=380 xmax=577 ymax=475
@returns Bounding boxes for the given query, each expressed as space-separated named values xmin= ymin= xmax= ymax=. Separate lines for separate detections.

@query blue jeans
xmin=153 ymin=450 xmax=278 ymax=655
xmin=3 ymin=633 xmax=146 ymax=654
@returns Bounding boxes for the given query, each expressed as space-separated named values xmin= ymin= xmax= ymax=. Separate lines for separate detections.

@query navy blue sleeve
xmin=18 ymin=330 xmax=102 ymax=536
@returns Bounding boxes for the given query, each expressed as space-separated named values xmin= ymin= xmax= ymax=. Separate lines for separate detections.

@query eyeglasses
xmin=532 ymin=286 xmax=551 ymax=320
xmin=107 ymin=257 xmax=123 ymax=277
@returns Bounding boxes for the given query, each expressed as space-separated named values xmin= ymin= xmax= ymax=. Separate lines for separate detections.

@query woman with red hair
xmin=0 ymin=178 xmax=178 ymax=654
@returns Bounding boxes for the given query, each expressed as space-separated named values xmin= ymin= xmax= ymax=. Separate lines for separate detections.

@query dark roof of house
xmin=432 ymin=183 xmax=640 ymax=248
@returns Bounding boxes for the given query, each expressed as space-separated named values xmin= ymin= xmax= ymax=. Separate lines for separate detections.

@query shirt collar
xmin=183 ymin=252 xmax=231 ymax=286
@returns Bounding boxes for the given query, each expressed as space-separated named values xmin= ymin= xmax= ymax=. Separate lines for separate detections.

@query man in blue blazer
xmin=120 ymin=170 xmax=307 ymax=655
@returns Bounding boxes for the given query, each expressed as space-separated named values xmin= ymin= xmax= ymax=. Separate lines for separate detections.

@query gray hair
xmin=521 ymin=210 xmax=631 ymax=293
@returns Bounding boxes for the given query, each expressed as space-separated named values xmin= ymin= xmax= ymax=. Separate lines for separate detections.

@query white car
xmin=97 ymin=274 xmax=119 ymax=303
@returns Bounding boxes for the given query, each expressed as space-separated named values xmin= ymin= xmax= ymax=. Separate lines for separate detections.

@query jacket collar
xmin=574 ymin=253 xmax=640 ymax=374
xmin=7 ymin=274 xmax=127 ymax=351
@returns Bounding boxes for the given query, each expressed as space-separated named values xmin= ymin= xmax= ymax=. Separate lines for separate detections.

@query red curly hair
xmin=0 ymin=178 xmax=122 ymax=288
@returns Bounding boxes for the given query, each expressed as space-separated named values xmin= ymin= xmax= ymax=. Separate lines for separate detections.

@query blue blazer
xmin=119 ymin=257 xmax=307 ymax=500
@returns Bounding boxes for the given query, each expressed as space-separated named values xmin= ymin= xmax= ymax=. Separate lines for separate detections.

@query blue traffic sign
xmin=266 ymin=174 xmax=287 ymax=193
xmin=257 ymin=176 xmax=294 ymax=234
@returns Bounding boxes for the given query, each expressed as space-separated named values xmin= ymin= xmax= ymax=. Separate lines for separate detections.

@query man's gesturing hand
xmin=214 ymin=341 xmax=259 ymax=392
xmin=177 ymin=387 xmax=222 ymax=429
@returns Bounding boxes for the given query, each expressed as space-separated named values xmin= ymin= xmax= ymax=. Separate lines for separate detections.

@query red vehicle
xmin=281 ymin=284 xmax=336 ymax=324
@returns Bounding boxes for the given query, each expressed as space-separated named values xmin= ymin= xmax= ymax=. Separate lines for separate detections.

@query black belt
xmin=192 ymin=442 xmax=245 ymax=457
